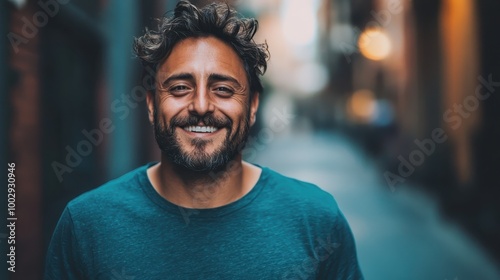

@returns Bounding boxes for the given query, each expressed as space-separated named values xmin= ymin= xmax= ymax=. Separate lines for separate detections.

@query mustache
xmin=170 ymin=114 xmax=232 ymax=128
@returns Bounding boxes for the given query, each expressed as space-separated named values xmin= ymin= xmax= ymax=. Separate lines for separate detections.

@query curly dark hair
xmin=133 ymin=0 xmax=269 ymax=95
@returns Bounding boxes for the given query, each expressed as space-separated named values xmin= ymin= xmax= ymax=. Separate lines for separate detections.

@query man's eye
xmin=171 ymin=85 xmax=189 ymax=91
xmin=168 ymin=85 xmax=191 ymax=95
xmin=214 ymin=87 xmax=233 ymax=95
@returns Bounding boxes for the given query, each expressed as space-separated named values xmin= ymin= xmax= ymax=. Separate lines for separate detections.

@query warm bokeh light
xmin=358 ymin=28 xmax=392 ymax=61
xmin=347 ymin=89 xmax=377 ymax=122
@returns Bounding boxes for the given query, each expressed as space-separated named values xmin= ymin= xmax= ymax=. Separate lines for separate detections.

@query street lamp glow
xmin=347 ymin=89 xmax=377 ymax=122
xmin=358 ymin=28 xmax=392 ymax=61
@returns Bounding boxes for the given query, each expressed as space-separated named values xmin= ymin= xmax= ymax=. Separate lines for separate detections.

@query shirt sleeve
xmin=44 ymin=207 xmax=85 ymax=280
xmin=318 ymin=210 xmax=364 ymax=280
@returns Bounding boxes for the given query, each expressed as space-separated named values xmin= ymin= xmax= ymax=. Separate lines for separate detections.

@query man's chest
xmin=86 ymin=216 xmax=325 ymax=279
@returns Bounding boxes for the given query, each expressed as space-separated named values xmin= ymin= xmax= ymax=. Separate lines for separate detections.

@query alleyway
xmin=253 ymin=131 xmax=500 ymax=280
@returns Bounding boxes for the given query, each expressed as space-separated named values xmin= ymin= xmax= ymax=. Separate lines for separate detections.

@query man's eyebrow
xmin=208 ymin=73 xmax=242 ymax=88
xmin=161 ymin=73 xmax=243 ymax=88
xmin=161 ymin=73 xmax=194 ymax=86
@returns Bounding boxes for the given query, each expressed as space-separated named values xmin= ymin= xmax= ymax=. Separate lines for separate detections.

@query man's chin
xmin=168 ymin=144 xmax=219 ymax=169
xmin=174 ymin=157 xmax=229 ymax=173
xmin=157 ymin=125 xmax=243 ymax=173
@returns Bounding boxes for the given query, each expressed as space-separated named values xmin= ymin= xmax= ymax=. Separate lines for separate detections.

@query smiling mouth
xmin=183 ymin=126 xmax=219 ymax=133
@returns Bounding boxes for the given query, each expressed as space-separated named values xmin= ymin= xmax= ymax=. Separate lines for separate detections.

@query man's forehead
xmin=155 ymin=36 xmax=248 ymax=85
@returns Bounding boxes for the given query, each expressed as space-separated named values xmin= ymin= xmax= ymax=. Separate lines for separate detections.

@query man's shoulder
xmin=66 ymin=163 xmax=150 ymax=214
xmin=261 ymin=167 xmax=340 ymax=215
xmin=262 ymin=167 xmax=336 ymax=200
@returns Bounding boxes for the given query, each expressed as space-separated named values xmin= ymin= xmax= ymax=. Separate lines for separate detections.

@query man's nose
xmin=188 ymin=87 xmax=215 ymax=116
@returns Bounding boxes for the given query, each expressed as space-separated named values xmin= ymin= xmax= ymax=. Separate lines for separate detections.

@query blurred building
xmin=336 ymin=0 xmax=500 ymax=266
xmin=1 ymin=0 xmax=499 ymax=279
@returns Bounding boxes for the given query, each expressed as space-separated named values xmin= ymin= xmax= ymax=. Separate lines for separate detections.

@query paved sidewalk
xmin=252 ymin=131 xmax=500 ymax=280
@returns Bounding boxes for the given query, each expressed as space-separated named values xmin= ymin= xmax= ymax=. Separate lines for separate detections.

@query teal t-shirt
xmin=45 ymin=163 xmax=363 ymax=279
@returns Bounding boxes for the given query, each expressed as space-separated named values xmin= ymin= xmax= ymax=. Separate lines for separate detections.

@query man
xmin=45 ymin=1 xmax=363 ymax=279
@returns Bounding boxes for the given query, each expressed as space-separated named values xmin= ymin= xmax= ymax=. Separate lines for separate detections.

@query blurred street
xmin=253 ymin=130 xmax=500 ymax=280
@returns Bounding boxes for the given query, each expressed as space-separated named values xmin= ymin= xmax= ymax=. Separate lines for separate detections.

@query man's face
xmin=147 ymin=36 xmax=259 ymax=172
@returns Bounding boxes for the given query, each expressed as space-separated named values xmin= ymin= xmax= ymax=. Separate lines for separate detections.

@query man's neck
xmin=147 ymin=155 xmax=261 ymax=209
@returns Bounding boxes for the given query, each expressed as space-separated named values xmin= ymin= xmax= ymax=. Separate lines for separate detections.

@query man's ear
xmin=249 ymin=92 xmax=259 ymax=126
xmin=146 ymin=91 xmax=155 ymax=125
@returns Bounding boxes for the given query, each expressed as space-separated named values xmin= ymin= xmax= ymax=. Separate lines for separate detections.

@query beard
xmin=153 ymin=106 xmax=251 ymax=173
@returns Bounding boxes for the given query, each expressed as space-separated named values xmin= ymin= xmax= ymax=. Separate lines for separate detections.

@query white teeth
xmin=183 ymin=126 xmax=218 ymax=133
